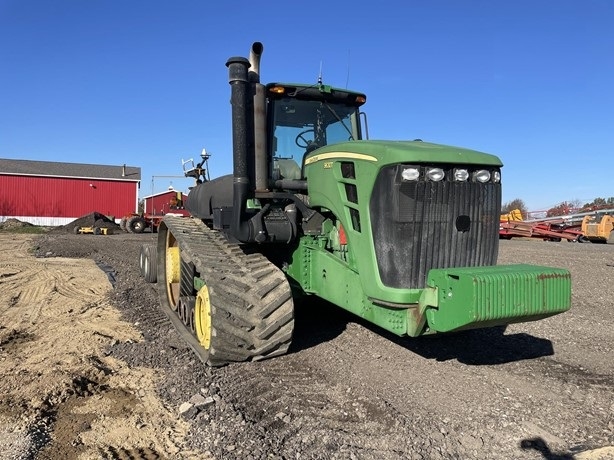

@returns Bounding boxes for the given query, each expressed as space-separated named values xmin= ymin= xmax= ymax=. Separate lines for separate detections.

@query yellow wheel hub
xmin=195 ymin=285 xmax=212 ymax=349
xmin=166 ymin=246 xmax=180 ymax=283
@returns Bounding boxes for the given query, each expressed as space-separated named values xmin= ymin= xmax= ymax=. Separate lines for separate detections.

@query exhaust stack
xmin=226 ymin=55 xmax=252 ymax=242
xmin=248 ymin=41 xmax=263 ymax=82
xmin=249 ymin=42 xmax=268 ymax=192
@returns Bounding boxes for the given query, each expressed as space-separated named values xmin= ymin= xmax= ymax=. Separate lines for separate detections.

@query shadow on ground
xmin=288 ymin=296 xmax=350 ymax=354
xmin=388 ymin=326 xmax=555 ymax=365
xmin=289 ymin=297 xmax=554 ymax=365
xmin=520 ymin=437 xmax=575 ymax=460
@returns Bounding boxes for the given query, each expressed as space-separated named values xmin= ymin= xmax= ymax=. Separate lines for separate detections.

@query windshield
xmin=269 ymin=97 xmax=361 ymax=161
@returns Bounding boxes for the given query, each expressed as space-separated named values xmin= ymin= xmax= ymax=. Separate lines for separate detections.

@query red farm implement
xmin=500 ymin=208 xmax=614 ymax=242
xmin=500 ymin=219 xmax=584 ymax=242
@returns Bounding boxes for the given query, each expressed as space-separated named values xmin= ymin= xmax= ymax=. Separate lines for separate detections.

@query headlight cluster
xmin=400 ymin=166 xmax=501 ymax=183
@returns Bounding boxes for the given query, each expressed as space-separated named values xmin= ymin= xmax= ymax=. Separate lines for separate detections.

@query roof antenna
xmin=318 ymin=60 xmax=323 ymax=85
xmin=345 ymin=49 xmax=351 ymax=88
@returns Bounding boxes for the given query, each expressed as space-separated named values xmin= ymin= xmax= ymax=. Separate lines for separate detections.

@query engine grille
xmin=369 ymin=165 xmax=501 ymax=289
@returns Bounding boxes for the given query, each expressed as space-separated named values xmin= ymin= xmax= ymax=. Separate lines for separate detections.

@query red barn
xmin=0 ymin=158 xmax=141 ymax=226
xmin=142 ymin=188 xmax=188 ymax=216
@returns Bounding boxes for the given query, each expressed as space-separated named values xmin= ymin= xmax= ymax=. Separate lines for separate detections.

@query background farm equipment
xmin=69 ymin=212 xmax=119 ymax=236
xmin=120 ymin=191 xmax=190 ymax=233
xmin=500 ymin=218 xmax=584 ymax=242
xmin=73 ymin=226 xmax=113 ymax=235
xmin=581 ymin=213 xmax=614 ymax=243
xmin=500 ymin=208 xmax=614 ymax=243
xmin=119 ymin=213 xmax=161 ymax=234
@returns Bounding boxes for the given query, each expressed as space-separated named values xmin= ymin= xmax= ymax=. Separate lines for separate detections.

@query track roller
xmin=178 ymin=296 xmax=196 ymax=334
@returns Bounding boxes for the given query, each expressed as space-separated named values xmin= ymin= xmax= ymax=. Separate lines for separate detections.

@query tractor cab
xmin=266 ymin=83 xmax=367 ymax=180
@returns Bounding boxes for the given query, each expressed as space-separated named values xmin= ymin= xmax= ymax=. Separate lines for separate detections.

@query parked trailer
xmin=499 ymin=219 xmax=584 ymax=241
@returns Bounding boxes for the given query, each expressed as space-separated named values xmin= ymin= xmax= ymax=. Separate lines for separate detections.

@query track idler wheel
xmin=194 ymin=287 xmax=212 ymax=350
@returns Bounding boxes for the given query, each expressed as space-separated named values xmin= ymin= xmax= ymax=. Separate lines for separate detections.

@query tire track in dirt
xmin=203 ymin=287 xmax=612 ymax=460
xmin=25 ymin=229 xmax=614 ymax=460
xmin=174 ymin=249 xmax=613 ymax=460
xmin=0 ymin=234 xmax=203 ymax=460
xmin=212 ymin=353 xmax=439 ymax=459
xmin=298 ymin=318 xmax=614 ymax=459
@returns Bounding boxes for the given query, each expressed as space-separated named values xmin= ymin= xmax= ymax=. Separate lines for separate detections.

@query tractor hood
xmin=303 ymin=140 xmax=503 ymax=168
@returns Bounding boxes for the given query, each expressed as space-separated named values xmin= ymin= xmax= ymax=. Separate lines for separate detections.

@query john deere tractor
xmin=150 ymin=42 xmax=571 ymax=366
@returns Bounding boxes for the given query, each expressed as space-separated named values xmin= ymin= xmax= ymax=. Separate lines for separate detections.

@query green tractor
xmin=151 ymin=42 xmax=571 ymax=366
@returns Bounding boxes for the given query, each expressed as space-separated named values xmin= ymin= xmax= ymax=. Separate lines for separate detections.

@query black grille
xmin=370 ymin=165 xmax=501 ymax=289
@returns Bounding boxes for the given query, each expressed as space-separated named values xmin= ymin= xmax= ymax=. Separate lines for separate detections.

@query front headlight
xmin=453 ymin=168 xmax=469 ymax=181
xmin=426 ymin=167 xmax=445 ymax=182
xmin=401 ymin=167 xmax=420 ymax=181
xmin=492 ymin=171 xmax=501 ymax=183
xmin=473 ymin=169 xmax=491 ymax=183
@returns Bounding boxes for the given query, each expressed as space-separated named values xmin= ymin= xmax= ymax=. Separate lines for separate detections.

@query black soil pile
xmin=51 ymin=212 xmax=120 ymax=234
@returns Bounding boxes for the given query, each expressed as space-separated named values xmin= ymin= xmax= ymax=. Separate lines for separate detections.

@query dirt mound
xmin=0 ymin=218 xmax=35 ymax=230
xmin=51 ymin=212 xmax=120 ymax=234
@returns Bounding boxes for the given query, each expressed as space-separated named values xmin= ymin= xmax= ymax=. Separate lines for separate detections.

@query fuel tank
xmin=186 ymin=174 xmax=233 ymax=220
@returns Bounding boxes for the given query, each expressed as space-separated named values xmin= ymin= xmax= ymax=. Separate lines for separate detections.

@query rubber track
xmin=159 ymin=216 xmax=294 ymax=367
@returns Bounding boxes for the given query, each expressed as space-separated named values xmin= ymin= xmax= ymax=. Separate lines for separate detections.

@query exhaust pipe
xmin=249 ymin=42 xmax=268 ymax=192
xmin=248 ymin=42 xmax=263 ymax=83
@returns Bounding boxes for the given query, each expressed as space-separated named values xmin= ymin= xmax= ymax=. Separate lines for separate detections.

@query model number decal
xmin=304 ymin=152 xmax=378 ymax=165
xmin=323 ymin=161 xmax=333 ymax=169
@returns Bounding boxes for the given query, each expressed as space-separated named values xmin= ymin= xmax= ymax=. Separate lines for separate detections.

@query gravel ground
xmin=21 ymin=231 xmax=614 ymax=459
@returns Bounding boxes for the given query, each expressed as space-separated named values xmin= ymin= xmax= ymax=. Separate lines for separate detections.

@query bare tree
xmin=501 ymin=198 xmax=528 ymax=218
xmin=547 ymin=201 xmax=578 ymax=217
xmin=581 ymin=197 xmax=614 ymax=211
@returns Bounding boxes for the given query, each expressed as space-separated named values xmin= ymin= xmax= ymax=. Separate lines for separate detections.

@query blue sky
xmin=1 ymin=1 xmax=612 ymax=211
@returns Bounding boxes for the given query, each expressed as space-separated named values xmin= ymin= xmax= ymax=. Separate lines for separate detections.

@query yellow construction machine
xmin=581 ymin=214 xmax=614 ymax=244
xmin=73 ymin=226 xmax=114 ymax=235
xmin=500 ymin=209 xmax=524 ymax=222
